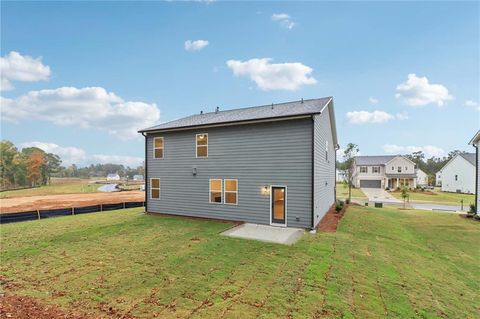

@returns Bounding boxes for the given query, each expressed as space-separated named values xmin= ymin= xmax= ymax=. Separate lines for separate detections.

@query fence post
xmin=72 ymin=207 xmax=75 ymax=215
xmin=37 ymin=210 xmax=40 ymax=220
xmin=123 ymin=202 xmax=125 ymax=209
xmin=100 ymin=204 xmax=103 ymax=212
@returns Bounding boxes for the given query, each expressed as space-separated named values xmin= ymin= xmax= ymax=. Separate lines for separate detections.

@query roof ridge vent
xmin=215 ymin=106 xmax=219 ymax=114
xmin=301 ymin=98 xmax=304 ymax=103
xmin=200 ymin=110 xmax=203 ymax=115
xmin=271 ymin=103 xmax=274 ymax=109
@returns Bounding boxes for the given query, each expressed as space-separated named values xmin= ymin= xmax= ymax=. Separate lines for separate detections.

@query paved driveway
xmin=361 ymin=188 xmax=402 ymax=203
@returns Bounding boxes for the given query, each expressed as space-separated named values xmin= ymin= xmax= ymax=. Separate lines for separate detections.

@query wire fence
xmin=0 ymin=201 xmax=145 ymax=224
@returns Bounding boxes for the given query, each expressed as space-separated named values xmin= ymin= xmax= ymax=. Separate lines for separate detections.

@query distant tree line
xmin=0 ymin=140 xmax=144 ymax=191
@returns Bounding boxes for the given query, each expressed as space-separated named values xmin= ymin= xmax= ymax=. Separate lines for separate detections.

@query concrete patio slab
xmin=221 ymin=223 xmax=304 ymax=245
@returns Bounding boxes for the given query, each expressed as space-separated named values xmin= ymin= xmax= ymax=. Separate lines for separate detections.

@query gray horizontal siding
xmin=146 ymin=118 xmax=313 ymax=228
xmin=313 ymin=106 xmax=336 ymax=227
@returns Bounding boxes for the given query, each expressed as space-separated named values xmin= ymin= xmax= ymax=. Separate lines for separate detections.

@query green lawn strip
xmin=336 ymin=183 xmax=367 ymax=200
xmin=389 ymin=189 xmax=475 ymax=206
xmin=0 ymin=178 xmax=100 ymax=198
xmin=1 ymin=205 xmax=479 ymax=318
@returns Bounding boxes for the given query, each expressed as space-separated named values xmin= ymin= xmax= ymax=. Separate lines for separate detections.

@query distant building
xmin=336 ymin=169 xmax=346 ymax=182
xmin=133 ymin=175 xmax=144 ymax=181
xmin=435 ymin=170 xmax=442 ymax=186
xmin=416 ymin=168 xmax=428 ymax=187
xmin=439 ymin=153 xmax=475 ymax=194
xmin=106 ymin=173 xmax=120 ymax=181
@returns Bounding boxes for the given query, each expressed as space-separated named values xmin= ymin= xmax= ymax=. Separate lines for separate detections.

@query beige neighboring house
xmin=469 ymin=130 xmax=479 ymax=213
xmin=416 ymin=168 xmax=428 ymax=186
xmin=353 ymin=155 xmax=417 ymax=189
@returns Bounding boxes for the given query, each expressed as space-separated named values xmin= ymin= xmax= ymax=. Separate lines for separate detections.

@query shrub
xmin=335 ymin=203 xmax=343 ymax=213
xmin=467 ymin=204 xmax=476 ymax=217
xmin=345 ymin=198 xmax=350 ymax=204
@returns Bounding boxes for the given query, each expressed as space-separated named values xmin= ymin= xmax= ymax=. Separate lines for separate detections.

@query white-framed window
xmin=372 ymin=166 xmax=380 ymax=173
xmin=209 ymin=179 xmax=222 ymax=203
xmin=153 ymin=137 xmax=164 ymax=159
xmin=325 ymin=141 xmax=329 ymax=161
xmin=196 ymin=133 xmax=208 ymax=158
xmin=360 ymin=166 xmax=367 ymax=173
xmin=455 ymin=175 xmax=458 ymax=181
xmin=224 ymin=179 xmax=238 ymax=205
xmin=397 ymin=166 xmax=402 ymax=173
xmin=150 ymin=178 xmax=160 ymax=199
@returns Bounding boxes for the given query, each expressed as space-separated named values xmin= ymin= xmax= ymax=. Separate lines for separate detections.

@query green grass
xmin=389 ymin=187 xmax=475 ymax=206
xmin=337 ymin=182 xmax=367 ymax=200
xmin=0 ymin=178 xmax=100 ymax=198
xmin=1 ymin=207 xmax=479 ymax=318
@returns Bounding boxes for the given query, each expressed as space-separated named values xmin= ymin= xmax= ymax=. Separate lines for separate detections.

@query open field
xmin=390 ymin=187 xmax=475 ymax=206
xmin=336 ymin=182 xmax=367 ymax=200
xmin=0 ymin=178 xmax=100 ymax=199
xmin=0 ymin=191 xmax=144 ymax=214
xmin=1 ymin=206 xmax=478 ymax=318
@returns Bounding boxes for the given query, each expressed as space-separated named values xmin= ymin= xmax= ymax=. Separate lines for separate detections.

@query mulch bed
xmin=0 ymin=294 xmax=89 ymax=319
xmin=316 ymin=204 xmax=347 ymax=233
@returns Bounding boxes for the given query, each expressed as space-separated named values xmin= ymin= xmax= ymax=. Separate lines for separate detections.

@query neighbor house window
xmin=398 ymin=166 xmax=402 ymax=173
xmin=455 ymin=175 xmax=458 ymax=181
xmin=153 ymin=137 xmax=164 ymax=159
xmin=405 ymin=166 xmax=408 ymax=171
xmin=372 ymin=166 xmax=380 ymax=173
xmin=325 ymin=141 xmax=329 ymax=161
xmin=224 ymin=179 xmax=238 ymax=205
xmin=360 ymin=166 xmax=367 ymax=173
xmin=196 ymin=134 xmax=208 ymax=158
xmin=392 ymin=166 xmax=394 ymax=171
xmin=209 ymin=179 xmax=222 ymax=203
xmin=150 ymin=178 xmax=160 ymax=199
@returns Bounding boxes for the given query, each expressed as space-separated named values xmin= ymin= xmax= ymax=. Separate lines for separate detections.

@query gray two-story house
xmin=138 ymin=97 xmax=338 ymax=229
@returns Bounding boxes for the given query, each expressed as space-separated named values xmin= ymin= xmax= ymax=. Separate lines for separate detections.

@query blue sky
xmin=1 ymin=1 xmax=479 ymax=167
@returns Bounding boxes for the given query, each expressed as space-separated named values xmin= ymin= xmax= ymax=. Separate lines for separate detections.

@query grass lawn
xmin=0 ymin=178 xmax=100 ymax=199
xmin=336 ymin=182 xmax=367 ymax=200
xmin=1 ymin=207 xmax=479 ymax=318
xmin=389 ymin=187 xmax=475 ymax=206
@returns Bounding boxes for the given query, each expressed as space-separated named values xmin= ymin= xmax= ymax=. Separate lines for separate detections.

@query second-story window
xmin=153 ymin=137 xmax=164 ymax=159
xmin=398 ymin=166 xmax=402 ymax=173
xmin=360 ymin=166 xmax=367 ymax=173
xmin=372 ymin=166 xmax=380 ymax=173
xmin=196 ymin=133 xmax=208 ymax=158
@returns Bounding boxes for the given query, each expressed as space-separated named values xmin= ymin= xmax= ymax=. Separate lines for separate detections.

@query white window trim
xmin=196 ymin=133 xmax=208 ymax=158
xmin=224 ymin=179 xmax=238 ymax=205
xmin=209 ymin=178 xmax=222 ymax=204
xmin=150 ymin=178 xmax=160 ymax=200
xmin=360 ymin=166 xmax=368 ymax=174
xmin=153 ymin=137 xmax=164 ymax=159
xmin=269 ymin=185 xmax=287 ymax=227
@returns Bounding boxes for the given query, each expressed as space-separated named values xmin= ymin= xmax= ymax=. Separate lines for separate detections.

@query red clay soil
xmin=0 ymin=295 xmax=89 ymax=319
xmin=317 ymin=204 xmax=347 ymax=233
xmin=0 ymin=191 xmax=144 ymax=214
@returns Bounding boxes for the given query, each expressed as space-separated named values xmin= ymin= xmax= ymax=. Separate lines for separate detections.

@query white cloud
xmin=395 ymin=73 xmax=452 ymax=107
xmin=226 ymin=58 xmax=316 ymax=91
xmin=464 ymin=100 xmax=480 ymax=111
xmin=395 ymin=112 xmax=409 ymax=120
xmin=20 ymin=141 xmax=143 ymax=167
xmin=0 ymin=51 xmax=51 ymax=91
xmin=1 ymin=86 xmax=160 ymax=140
xmin=21 ymin=141 xmax=87 ymax=165
xmin=383 ymin=144 xmax=445 ymax=158
xmin=184 ymin=40 xmax=209 ymax=51
xmin=369 ymin=97 xmax=379 ymax=105
xmin=271 ymin=13 xmax=295 ymax=29
xmin=346 ymin=110 xmax=394 ymax=124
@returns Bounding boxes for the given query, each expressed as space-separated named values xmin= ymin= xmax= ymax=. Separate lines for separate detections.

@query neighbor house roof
xmin=459 ymin=153 xmax=476 ymax=166
xmin=469 ymin=130 xmax=480 ymax=145
xmin=138 ymin=98 xmax=337 ymax=144
xmin=354 ymin=155 xmax=397 ymax=165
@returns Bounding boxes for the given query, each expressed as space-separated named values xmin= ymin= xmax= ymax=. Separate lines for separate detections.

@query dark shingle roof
xmin=139 ymin=97 xmax=332 ymax=133
xmin=459 ymin=153 xmax=476 ymax=166
xmin=354 ymin=155 xmax=397 ymax=165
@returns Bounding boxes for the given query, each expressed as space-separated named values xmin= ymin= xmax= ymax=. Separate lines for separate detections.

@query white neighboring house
xmin=133 ymin=174 xmax=144 ymax=181
xmin=353 ymin=155 xmax=417 ymax=189
xmin=469 ymin=130 xmax=479 ymax=214
xmin=106 ymin=173 xmax=120 ymax=181
xmin=416 ymin=168 xmax=428 ymax=187
xmin=439 ymin=153 xmax=475 ymax=194
xmin=435 ymin=170 xmax=442 ymax=186
xmin=336 ymin=169 xmax=346 ymax=182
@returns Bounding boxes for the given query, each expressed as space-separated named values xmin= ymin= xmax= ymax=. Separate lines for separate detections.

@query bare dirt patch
xmin=0 ymin=294 xmax=89 ymax=319
xmin=317 ymin=204 xmax=347 ymax=233
xmin=0 ymin=191 xmax=144 ymax=214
